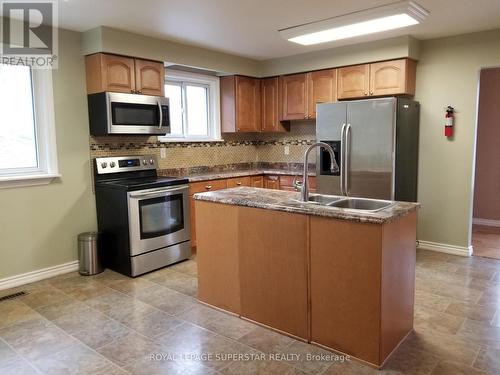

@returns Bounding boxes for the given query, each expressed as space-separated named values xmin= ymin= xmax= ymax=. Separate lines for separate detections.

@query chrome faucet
xmin=300 ymin=142 xmax=339 ymax=202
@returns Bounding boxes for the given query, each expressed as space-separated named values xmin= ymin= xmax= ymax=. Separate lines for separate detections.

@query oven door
xmin=107 ymin=92 xmax=170 ymax=135
xmin=127 ymin=185 xmax=190 ymax=256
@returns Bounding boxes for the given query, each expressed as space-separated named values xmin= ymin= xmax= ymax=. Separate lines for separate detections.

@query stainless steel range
xmin=94 ymin=155 xmax=191 ymax=277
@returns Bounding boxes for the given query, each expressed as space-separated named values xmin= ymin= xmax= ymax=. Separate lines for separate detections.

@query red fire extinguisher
xmin=445 ymin=106 xmax=454 ymax=137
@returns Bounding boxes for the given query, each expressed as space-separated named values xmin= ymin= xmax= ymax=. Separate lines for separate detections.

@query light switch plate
xmin=160 ymin=148 xmax=166 ymax=159
xmin=284 ymin=145 xmax=290 ymax=155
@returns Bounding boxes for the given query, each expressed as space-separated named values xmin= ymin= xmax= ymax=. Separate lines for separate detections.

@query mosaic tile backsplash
xmin=89 ymin=122 xmax=317 ymax=170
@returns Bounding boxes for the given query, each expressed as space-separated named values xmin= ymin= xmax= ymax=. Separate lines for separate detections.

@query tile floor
xmin=473 ymin=225 xmax=500 ymax=260
xmin=1 ymin=250 xmax=500 ymax=374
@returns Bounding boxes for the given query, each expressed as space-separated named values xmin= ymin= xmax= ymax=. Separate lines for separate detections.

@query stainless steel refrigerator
xmin=316 ymin=97 xmax=419 ymax=202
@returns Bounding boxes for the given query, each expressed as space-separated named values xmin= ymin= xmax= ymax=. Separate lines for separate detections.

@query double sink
xmin=301 ymin=194 xmax=394 ymax=212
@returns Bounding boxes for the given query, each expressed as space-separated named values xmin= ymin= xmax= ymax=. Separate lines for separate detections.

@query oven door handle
xmin=128 ymin=185 xmax=188 ymax=199
xmin=157 ymin=99 xmax=163 ymax=130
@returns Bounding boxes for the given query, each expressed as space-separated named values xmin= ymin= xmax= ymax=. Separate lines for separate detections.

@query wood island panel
xmin=380 ymin=212 xmax=416 ymax=362
xmin=195 ymin=201 xmax=240 ymax=314
xmin=310 ymin=217 xmax=382 ymax=364
xmin=239 ymin=207 xmax=309 ymax=340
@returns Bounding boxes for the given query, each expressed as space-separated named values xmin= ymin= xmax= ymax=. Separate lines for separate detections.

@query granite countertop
xmin=184 ymin=168 xmax=314 ymax=182
xmin=194 ymin=187 xmax=420 ymax=224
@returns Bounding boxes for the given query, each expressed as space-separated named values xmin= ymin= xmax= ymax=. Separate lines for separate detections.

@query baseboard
xmin=473 ymin=218 xmax=500 ymax=227
xmin=0 ymin=261 xmax=79 ymax=291
xmin=417 ymin=241 xmax=473 ymax=257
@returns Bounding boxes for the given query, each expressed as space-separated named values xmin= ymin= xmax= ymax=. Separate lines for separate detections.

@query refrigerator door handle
xmin=340 ymin=123 xmax=347 ymax=196
xmin=344 ymin=123 xmax=352 ymax=196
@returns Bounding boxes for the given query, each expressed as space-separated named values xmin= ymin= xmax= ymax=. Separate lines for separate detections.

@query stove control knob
xmin=142 ymin=159 xmax=147 ymax=166
xmin=110 ymin=162 xmax=116 ymax=168
xmin=150 ymin=158 xmax=154 ymax=165
xmin=101 ymin=162 xmax=107 ymax=169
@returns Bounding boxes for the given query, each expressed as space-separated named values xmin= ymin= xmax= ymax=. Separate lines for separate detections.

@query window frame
xmin=0 ymin=62 xmax=60 ymax=189
xmin=159 ymin=70 xmax=221 ymax=142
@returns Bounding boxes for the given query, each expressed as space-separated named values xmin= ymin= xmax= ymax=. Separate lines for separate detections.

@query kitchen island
xmin=193 ymin=187 xmax=419 ymax=368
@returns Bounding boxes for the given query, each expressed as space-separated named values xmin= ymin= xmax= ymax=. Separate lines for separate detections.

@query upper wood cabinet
xmin=134 ymin=58 xmax=165 ymax=96
xmin=280 ymin=73 xmax=308 ymax=121
xmin=307 ymin=69 xmax=337 ymax=119
xmin=337 ymin=59 xmax=416 ymax=100
xmin=280 ymin=69 xmax=336 ymax=121
xmin=370 ymin=59 xmax=416 ymax=97
xmin=337 ymin=64 xmax=370 ymax=100
xmin=86 ymin=53 xmax=165 ymax=96
xmin=221 ymin=75 xmax=261 ymax=133
xmin=261 ymin=77 xmax=288 ymax=133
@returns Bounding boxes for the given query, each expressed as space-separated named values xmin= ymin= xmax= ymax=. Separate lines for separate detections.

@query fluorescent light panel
xmin=281 ymin=1 xmax=428 ymax=46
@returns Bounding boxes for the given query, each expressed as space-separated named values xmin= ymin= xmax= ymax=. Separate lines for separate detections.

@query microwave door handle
xmin=157 ymin=99 xmax=163 ymax=129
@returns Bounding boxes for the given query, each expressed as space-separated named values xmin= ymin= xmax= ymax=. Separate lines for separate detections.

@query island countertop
xmin=194 ymin=186 xmax=419 ymax=224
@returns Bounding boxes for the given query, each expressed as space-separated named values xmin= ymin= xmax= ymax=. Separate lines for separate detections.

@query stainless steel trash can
xmin=78 ymin=232 xmax=103 ymax=276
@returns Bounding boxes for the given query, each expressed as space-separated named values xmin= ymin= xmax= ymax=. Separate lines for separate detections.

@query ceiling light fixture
xmin=279 ymin=0 xmax=429 ymax=46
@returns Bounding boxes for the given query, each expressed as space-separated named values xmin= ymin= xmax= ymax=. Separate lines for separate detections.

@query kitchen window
xmin=159 ymin=70 xmax=221 ymax=142
xmin=0 ymin=64 xmax=59 ymax=188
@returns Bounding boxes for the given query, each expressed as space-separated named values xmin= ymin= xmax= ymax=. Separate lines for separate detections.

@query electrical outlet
xmin=160 ymin=148 xmax=166 ymax=159
xmin=284 ymin=145 xmax=290 ymax=155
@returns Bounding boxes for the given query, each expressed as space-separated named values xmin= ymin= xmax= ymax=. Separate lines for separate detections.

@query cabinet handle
xmin=131 ymin=89 xmax=136 ymax=94
xmin=370 ymin=91 xmax=374 ymax=95
xmin=364 ymin=92 xmax=368 ymax=96
xmin=137 ymin=90 xmax=142 ymax=94
xmin=205 ymin=185 xmax=212 ymax=190
xmin=236 ymin=182 xmax=242 ymax=186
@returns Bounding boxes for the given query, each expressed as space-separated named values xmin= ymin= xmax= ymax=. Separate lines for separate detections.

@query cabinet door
xmin=236 ymin=76 xmax=261 ymax=132
xmin=337 ymin=64 xmax=370 ymax=99
xmin=250 ymin=176 xmax=264 ymax=188
xmin=261 ymin=77 xmax=287 ymax=132
xmin=308 ymin=69 xmax=336 ymax=119
xmin=135 ymin=59 xmax=165 ymax=96
xmin=101 ymin=54 xmax=136 ymax=94
xmin=370 ymin=59 xmax=413 ymax=97
xmin=264 ymin=176 xmax=280 ymax=190
xmin=280 ymin=73 xmax=308 ymax=120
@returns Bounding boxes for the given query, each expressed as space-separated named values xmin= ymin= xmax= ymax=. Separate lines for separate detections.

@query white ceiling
xmin=58 ymin=0 xmax=500 ymax=60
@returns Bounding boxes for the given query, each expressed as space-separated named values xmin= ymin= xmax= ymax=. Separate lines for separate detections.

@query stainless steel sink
xmin=307 ymin=195 xmax=343 ymax=206
xmin=292 ymin=194 xmax=394 ymax=212
xmin=329 ymin=197 xmax=394 ymax=211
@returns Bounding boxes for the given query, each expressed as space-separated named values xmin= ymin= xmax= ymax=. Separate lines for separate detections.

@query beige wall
xmin=0 ymin=29 xmax=96 ymax=279
xmin=260 ymin=35 xmax=419 ymax=76
xmin=82 ymin=26 xmax=260 ymax=76
xmin=415 ymin=29 xmax=500 ymax=248
xmin=473 ymin=68 xmax=500 ymax=221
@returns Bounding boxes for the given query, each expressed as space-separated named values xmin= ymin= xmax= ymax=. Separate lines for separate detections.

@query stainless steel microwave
xmin=88 ymin=92 xmax=170 ymax=135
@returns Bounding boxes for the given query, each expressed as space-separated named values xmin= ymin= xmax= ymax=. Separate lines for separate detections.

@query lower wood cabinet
xmin=227 ymin=176 xmax=252 ymax=188
xmin=189 ymin=179 xmax=228 ymax=247
xmin=250 ymin=176 xmax=264 ymax=187
xmin=279 ymin=175 xmax=316 ymax=192
xmin=264 ymin=175 xmax=280 ymax=190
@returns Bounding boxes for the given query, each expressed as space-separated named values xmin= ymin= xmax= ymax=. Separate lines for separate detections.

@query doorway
xmin=472 ymin=67 xmax=500 ymax=260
